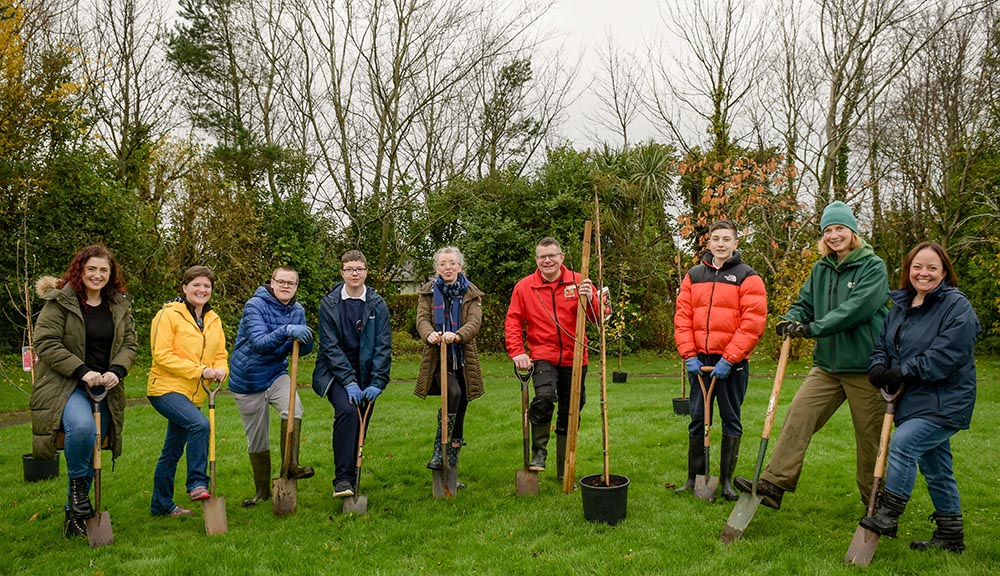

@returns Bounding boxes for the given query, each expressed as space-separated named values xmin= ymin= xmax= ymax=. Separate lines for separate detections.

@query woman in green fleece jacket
xmin=734 ymin=201 xmax=889 ymax=512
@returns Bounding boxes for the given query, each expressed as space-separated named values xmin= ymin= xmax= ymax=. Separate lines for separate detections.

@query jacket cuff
xmin=109 ymin=365 xmax=128 ymax=381
xmin=72 ymin=364 xmax=90 ymax=382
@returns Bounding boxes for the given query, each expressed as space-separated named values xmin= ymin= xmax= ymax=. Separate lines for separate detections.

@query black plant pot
xmin=580 ymin=474 xmax=630 ymax=526
xmin=611 ymin=371 xmax=628 ymax=383
xmin=23 ymin=452 xmax=60 ymax=483
xmin=672 ymin=397 xmax=690 ymax=416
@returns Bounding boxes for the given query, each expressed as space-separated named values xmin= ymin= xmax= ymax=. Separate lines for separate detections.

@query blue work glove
xmin=345 ymin=383 xmax=363 ymax=405
xmin=684 ymin=357 xmax=703 ymax=375
xmin=286 ymin=324 xmax=313 ymax=343
xmin=710 ymin=359 xmax=732 ymax=380
xmin=362 ymin=386 xmax=382 ymax=402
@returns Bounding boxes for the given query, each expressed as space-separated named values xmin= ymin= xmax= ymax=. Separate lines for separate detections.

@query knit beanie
xmin=820 ymin=201 xmax=858 ymax=234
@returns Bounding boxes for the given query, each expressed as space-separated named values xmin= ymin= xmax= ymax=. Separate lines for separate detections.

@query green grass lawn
xmin=2 ymin=352 xmax=998 ymax=575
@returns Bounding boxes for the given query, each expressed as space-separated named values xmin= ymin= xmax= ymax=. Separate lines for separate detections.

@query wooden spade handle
xmin=281 ymin=340 xmax=300 ymax=476
xmin=440 ymin=339 xmax=449 ymax=473
xmin=762 ymin=337 xmax=792 ymax=440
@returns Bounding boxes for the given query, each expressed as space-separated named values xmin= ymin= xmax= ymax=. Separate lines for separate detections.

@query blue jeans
xmin=148 ymin=393 xmax=210 ymax=515
xmin=62 ymin=386 xmax=110 ymax=508
xmin=884 ymin=417 xmax=962 ymax=514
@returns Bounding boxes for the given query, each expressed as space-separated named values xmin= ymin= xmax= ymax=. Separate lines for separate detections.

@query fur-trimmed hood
xmin=34 ymin=275 xmax=61 ymax=298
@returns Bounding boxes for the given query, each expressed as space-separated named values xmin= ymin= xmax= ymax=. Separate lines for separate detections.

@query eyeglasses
xmin=535 ymin=252 xmax=563 ymax=261
xmin=343 ymin=267 xmax=367 ymax=275
xmin=272 ymin=279 xmax=298 ymax=288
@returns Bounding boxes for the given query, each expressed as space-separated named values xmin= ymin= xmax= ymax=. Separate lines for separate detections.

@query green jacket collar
xmin=821 ymin=241 xmax=874 ymax=271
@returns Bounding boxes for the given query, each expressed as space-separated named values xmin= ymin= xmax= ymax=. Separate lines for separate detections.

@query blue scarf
xmin=433 ymin=273 xmax=468 ymax=370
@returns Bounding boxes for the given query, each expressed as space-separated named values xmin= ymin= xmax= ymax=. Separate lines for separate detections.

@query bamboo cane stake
xmin=594 ymin=195 xmax=610 ymax=486
xmin=562 ymin=220 xmax=592 ymax=494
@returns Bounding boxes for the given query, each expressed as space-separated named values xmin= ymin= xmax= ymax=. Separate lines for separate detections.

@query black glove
xmin=775 ymin=321 xmax=793 ymax=337
xmin=883 ymin=367 xmax=904 ymax=395
xmin=788 ymin=322 xmax=810 ymax=338
xmin=868 ymin=365 xmax=886 ymax=389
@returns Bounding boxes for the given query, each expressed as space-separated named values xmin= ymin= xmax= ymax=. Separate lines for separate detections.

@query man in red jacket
xmin=673 ymin=220 xmax=767 ymax=500
xmin=505 ymin=237 xmax=598 ymax=479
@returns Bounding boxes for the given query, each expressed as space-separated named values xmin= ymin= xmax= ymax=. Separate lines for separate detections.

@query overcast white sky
xmin=540 ymin=0 xmax=665 ymax=146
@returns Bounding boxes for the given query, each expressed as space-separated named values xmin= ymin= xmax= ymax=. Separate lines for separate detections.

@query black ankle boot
xmin=69 ymin=477 xmax=94 ymax=520
xmin=675 ymin=435 xmax=703 ymax=494
xmin=859 ymin=490 xmax=908 ymax=537
xmin=64 ymin=508 xmax=87 ymax=539
xmin=910 ymin=512 xmax=965 ymax=553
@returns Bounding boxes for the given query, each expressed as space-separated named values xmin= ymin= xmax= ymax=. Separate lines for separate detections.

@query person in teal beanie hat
xmin=735 ymin=200 xmax=890 ymax=515
xmin=819 ymin=200 xmax=859 ymax=233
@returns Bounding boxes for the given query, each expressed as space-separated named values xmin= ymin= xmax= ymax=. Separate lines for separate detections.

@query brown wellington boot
xmin=242 ymin=451 xmax=271 ymax=507
xmin=280 ymin=418 xmax=315 ymax=480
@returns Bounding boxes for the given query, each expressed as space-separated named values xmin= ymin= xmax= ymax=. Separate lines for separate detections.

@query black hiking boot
xmin=910 ymin=512 xmax=965 ymax=553
xmin=859 ymin=490 xmax=908 ymax=537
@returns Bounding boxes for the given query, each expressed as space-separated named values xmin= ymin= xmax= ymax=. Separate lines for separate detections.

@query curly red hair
xmin=59 ymin=244 xmax=127 ymax=303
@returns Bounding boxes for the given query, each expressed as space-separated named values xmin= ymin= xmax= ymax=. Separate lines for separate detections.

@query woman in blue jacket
xmin=860 ymin=242 xmax=981 ymax=553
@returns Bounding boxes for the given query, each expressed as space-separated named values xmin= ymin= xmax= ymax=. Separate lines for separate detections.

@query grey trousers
xmin=232 ymin=375 xmax=305 ymax=452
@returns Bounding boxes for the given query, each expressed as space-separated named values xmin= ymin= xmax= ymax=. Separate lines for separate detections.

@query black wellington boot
xmin=556 ymin=434 xmax=567 ymax=482
xmin=910 ymin=512 xmax=965 ymax=553
xmin=675 ymin=435 xmax=703 ymax=494
xmin=859 ymin=490 xmax=908 ymax=537
xmin=448 ymin=436 xmax=463 ymax=468
xmin=529 ymin=422 xmax=550 ymax=471
xmin=719 ymin=435 xmax=741 ymax=501
xmin=427 ymin=410 xmax=444 ymax=470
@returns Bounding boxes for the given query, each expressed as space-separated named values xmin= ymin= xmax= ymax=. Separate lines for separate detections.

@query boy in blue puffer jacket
xmin=230 ymin=266 xmax=315 ymax=507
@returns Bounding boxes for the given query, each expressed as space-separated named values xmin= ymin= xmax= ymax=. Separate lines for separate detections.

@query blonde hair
xmin=817 ymin=231 xmax=862 ymax=257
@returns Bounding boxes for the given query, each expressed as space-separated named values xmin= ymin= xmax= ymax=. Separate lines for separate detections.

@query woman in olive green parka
xmin=31 ymin=245 xmax=137 ymax=538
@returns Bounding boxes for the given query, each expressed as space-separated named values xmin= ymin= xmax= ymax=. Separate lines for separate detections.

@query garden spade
xmin=693 ymin=366 xmax=719 ymax=502
xmin=845 ymin=386 xmax=903 ymax=566
xmin=85 ymin=387 xmax=113 ymax=548
xmin=721 ymin=337 xmax=791 ymax=544
xmin=202 ymin=378 xmax=228 ymax=534
xmin=432 ymin=340 xmax=457 ymax=498
xmin=343 ymin=401 xmax=373 ymax=515
xmin=273 ymin=340 xmax=301 ymax=516
xmin=514 ymin=365 xmax=538 ymax=496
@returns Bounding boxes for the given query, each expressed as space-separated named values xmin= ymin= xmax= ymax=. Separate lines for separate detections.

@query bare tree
xmin=287 ymin=0 xmax=569 ymax=277
xmin=805 ymin=0 xmax=991 ymax=204
xmin=875 ymin=4 xmax=1000 ymax=250
xmin=649 ymin=0 xmax=768 ymax=156
xmin=75 ymin=0 xmax=179 ymax=202
xmin=584 ymin=32 xmax=646 ymax=150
